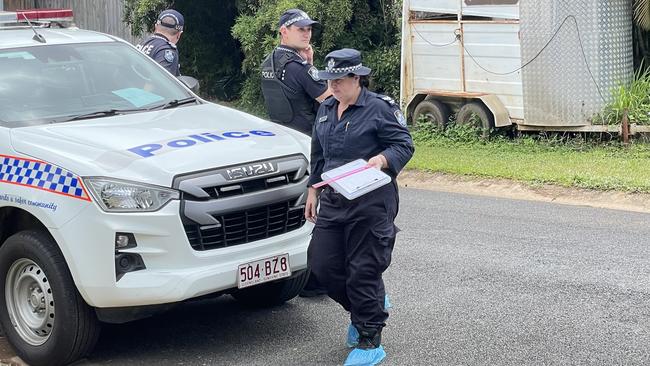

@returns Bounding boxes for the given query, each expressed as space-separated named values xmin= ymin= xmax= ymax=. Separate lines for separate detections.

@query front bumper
xmin=52 ymin=201 xmax=311 ymax=308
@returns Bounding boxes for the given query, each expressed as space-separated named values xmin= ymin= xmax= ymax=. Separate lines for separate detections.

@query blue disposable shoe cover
xmin=343 ymin=345 xmax=386 ymax=366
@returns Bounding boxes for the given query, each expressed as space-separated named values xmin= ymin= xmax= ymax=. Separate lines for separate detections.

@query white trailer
xmin=400 ymin=0 xmax=643 ymax=133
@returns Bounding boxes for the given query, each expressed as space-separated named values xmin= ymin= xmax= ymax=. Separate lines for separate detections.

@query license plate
xmin=237 ymin=253 xmax=291 ymax=289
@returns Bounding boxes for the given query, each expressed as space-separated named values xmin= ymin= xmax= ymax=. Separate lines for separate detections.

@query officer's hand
xmin=305 ymin=187 xmax=319 ymax=223
xmin=368 ymin=154 xmax=388 ymax=170
xmin=301 ymin=44 xmax=314 ymax=65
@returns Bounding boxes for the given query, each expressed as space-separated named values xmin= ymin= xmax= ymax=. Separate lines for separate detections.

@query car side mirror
xmin=178 ymin=76 xmax=200 ymax=94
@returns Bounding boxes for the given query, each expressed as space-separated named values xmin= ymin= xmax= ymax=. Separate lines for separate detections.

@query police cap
xmin=157 ymin=9 xmax=184 ymax=31
xmin=318 ymin=48 xmax=372 ymax=80
xmin=278 ymin=9 xmax=319 ymax=29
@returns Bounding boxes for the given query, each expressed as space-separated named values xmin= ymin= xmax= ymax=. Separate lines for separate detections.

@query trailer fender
xmin=476 ymin=95 xmax=511 ymax=128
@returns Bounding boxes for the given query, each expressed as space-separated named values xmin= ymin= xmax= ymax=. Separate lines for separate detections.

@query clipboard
xmin=316 ymin=159 xmax=391 ymax=200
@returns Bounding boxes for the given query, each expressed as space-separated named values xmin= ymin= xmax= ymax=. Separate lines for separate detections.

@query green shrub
xmin=599 ymin=67 xmax=650 ymax=125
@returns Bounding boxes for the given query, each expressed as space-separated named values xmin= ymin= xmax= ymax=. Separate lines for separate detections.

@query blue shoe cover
xmin=346 ymin=323 xmax=360 ymax=348
xmin=346 ymin=295 xmax=390 ymax=348
xmin=344 ymin=345 xmax=386 ymax=366
xmin=384 ymin=295 xmax=392 ymax=310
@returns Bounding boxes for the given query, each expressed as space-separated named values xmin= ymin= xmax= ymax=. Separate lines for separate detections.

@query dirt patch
xmin=0 ymin=338 xmax=24 ymax=366
xmin=398 ymin=170 xmax=650 ymax=214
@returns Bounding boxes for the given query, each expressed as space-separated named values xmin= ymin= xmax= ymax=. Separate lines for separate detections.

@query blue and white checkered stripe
xmin=0 ymin=155 xmax=90 ymax=201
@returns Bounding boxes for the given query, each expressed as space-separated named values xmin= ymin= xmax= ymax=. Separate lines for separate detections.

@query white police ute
xmin=0 ymin=9 xmax=312 ymax=366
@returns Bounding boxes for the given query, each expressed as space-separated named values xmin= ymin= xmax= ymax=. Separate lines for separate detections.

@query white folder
xmin=320 ymin=159 xmax=391 ymax=200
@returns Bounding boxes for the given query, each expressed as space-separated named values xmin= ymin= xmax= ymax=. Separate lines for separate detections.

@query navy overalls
xmin=308 ymin=87 xmax=414 ymax=333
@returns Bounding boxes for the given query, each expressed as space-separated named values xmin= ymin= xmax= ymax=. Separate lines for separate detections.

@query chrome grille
xmin=203 ymin=170 xmax=302 ymax=199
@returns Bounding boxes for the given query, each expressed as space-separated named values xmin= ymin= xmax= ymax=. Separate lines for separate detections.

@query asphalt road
xmin=4 ymin=188 xmax=650 ymax=365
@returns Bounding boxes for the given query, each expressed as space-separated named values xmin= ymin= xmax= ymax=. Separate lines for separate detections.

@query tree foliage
xmin=123 ymin=0 xmax=170 ymax=37
xmin=232 ymin=0 xmax=402 ymax=114
xmin=123 ymin=0 xmax=245 ymax=99
xmin=122 ymin=0 xmax=403 ymax=110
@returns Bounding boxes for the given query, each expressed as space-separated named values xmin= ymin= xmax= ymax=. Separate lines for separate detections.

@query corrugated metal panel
xmin=520 ymin=0 xmax=633 ymax=126
xmin=3 ymin=0 xmax=138 ymax=44
xmin=463 ymin=23 xmax=523 ymax=119
xmin=409 ymin=22 xmax=463 ymax=92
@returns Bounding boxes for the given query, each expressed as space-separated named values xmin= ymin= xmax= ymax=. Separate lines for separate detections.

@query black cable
xmin=460 ymin=15 xmax=606 ymax=103
xmin=412 ymin=25 xmax=458 ymax=48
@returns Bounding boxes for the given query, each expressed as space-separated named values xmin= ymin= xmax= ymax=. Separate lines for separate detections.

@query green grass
xmin=408 ymin=125 xmax=650 ymax=192
xmin=599 ymin=67 xmax=650 ymax=125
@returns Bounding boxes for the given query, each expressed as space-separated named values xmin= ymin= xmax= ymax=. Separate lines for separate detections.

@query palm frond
xmin=634 ymin=0 xmax=650 ymax=30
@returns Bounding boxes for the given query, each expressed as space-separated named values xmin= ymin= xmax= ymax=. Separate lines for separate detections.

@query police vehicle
xmin=0 ymin=9 xmax=311 ymax=366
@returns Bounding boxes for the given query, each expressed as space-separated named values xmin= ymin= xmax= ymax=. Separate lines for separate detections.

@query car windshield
xmin=0 ymin=41 xmax=195 ymax=127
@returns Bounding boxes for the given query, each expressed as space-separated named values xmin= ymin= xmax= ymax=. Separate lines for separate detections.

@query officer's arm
xmin=315 ymin=88 xmax=333 ymax=103
xmin=287 ymin=62 xmax=330 ymax=103
xmin=376 ymin=106 xmax=415 ymax=175
xmin=152 ymin=48 xmax=179 ymax=76
xmin=308 ymin=123 xmax=326 ymax=187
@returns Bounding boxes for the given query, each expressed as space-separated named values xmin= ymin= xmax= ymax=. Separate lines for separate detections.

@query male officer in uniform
xmin=261 ymin=9 xmax=331 ymax=297
xmin=260 ymin=9 xmax=332 ymax=135
xmin=136 ymin=9 xmax=184 ymax=76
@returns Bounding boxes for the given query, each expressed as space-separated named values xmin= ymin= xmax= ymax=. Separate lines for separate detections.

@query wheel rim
xmin=5 ymin=258 xmax=55 ymax=346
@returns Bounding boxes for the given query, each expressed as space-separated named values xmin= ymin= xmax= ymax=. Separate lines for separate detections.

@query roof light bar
xmin=0 ymin=9 xmax=73 ymax=24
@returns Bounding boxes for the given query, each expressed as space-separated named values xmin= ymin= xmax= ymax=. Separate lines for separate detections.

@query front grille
xmin=184 ymin=200 xmax=306 ymax=251
xmin=203 ymin=170 xmax=303 ymax=199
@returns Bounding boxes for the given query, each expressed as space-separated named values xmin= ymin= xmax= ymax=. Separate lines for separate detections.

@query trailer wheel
xmin=232 ymin=269 xmax=309 ymax=308
xmin=0 ymin=230 xmax=101 ymax=366
xmin=456 ymin=102 xmax=494 ymax=131
xmin=413 ymin=99 xmax=450 ymax=128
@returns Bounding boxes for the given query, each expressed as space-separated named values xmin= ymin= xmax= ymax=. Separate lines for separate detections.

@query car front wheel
xmin=0 ymin=230 xmax=101 ymax=366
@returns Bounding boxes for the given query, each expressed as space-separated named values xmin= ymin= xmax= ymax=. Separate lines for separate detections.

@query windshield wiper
xmin=57 ymin=108 xmax=144 ymax=122
xmin=147 ymin=97 xmax=198 ymax=111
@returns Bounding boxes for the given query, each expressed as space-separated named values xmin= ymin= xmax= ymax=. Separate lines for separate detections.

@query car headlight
xmin=84 ymin=177 xmax=179 ymax=212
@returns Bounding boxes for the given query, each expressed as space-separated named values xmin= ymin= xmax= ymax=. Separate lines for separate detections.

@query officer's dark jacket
xmin=261 ymin=46 xmax=327 ymax=134
xmin=309 ymin=88 xmax=414 ymax=186
xmin=136 ymin=33 xmax=180 ymax=76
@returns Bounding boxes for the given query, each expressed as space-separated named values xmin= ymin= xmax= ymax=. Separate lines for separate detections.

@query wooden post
xmin=621 ymin=108 xmax=629 ymax=145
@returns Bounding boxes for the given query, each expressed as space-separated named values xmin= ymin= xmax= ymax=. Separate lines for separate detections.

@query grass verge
xmin=407 ymin=124 xmax=650 ymax=193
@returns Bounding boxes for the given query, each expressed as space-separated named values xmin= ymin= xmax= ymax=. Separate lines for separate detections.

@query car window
xmin=0 ymin=42 xmax=194 ymax=127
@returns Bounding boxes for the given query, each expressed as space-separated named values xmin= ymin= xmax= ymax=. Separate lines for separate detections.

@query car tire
xmin=456 ymin=101 xmax=495 ymax=130
xmin=0 ymin=230 xmax=101 ymax=366
xmin=413 ymin=98 xmax=451 ymax=128
xmin=232 ymin=269 xmax=310 ymax=307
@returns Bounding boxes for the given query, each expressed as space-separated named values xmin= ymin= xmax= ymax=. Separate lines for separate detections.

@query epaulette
xmin=378 ymin=94 xmax=396 ymax=106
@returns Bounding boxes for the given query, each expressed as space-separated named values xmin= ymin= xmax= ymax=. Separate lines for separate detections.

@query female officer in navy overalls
xmin=305 ymin=48 xmax=414 ymax=366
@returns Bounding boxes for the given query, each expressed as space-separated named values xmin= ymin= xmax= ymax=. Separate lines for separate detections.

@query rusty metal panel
xmin=463 ymin=22 xmax=523 ymax=119
xmin=520 ymin=0 xmax=633 ymax=126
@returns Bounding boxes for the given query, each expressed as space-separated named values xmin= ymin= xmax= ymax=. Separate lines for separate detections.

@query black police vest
xmin=260 ymin=49 xmax=316 ymax=125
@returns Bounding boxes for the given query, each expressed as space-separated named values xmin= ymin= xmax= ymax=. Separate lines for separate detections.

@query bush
xmin=599 ymin=67 xmax=650 ymax=125
xmin=122 ymin=0 xmax=403 ymax=108
xmin=232 ymin=0 xmax=402 ymax=114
